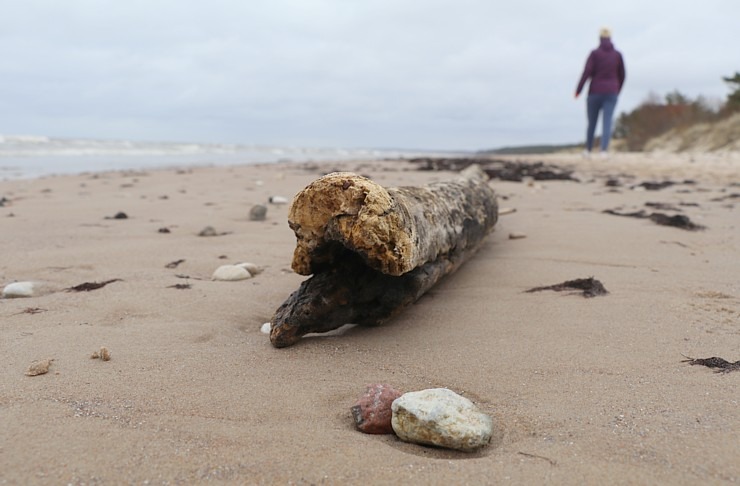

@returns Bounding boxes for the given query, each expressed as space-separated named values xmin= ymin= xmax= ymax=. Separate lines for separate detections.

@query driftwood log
xmin=269 ymin=165 xmax=498 ymax=347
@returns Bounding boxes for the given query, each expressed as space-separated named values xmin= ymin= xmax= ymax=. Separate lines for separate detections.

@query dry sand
xmin=1 ymin=153 xmax=738 ymax=484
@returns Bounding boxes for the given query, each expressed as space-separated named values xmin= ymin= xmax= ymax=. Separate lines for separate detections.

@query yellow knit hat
xmin=600 ymin=27 xmax=612 ymax=38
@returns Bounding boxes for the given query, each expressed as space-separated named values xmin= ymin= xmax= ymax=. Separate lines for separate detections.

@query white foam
xmin=0 ymin=135 xmax=460 ymax=180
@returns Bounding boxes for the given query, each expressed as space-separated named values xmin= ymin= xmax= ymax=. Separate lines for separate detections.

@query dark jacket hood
xmin=599 ymin=38 xmax=614 ymax=51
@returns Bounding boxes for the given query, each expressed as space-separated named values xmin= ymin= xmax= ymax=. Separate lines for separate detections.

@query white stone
xmin=260 ymin=322 xmax=271 ymax=334
xmin=391 ymin=388 xmax=493 ymax=452
xmin=212 ymin=265 xmax=252 ymax=281
xmin=268 ymin=196 xmax=288 ymax=205
xmin=235 ymin=262 xmax=263 ymax=276
xmin=2 ymin=281 xmax=35 ymax=298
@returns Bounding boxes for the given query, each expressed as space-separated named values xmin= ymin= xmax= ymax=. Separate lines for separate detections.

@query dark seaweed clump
xmin=682 ymin=355 xmax=740 ymax=373
xmin=603 ymin=209 xmax=705 ymax=231
xmin=408 ymin=158 xmax=578 ymax=182
xmin=526 ymin=277 xmax=608 ymax=298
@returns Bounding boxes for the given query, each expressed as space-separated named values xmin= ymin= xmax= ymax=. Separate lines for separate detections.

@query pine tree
xmin=722 ymin=72 xmax=740 ymax=113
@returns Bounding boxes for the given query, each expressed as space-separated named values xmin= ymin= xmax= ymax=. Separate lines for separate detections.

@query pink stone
xmin=351 ymin=384 xmax=403 ymax=434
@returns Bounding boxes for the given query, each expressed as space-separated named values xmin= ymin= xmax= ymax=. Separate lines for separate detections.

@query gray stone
xmin=198 ymin=226 xmax=218 ymax=237
xmin=249 ymin=204 xmax=267 ymax=221
xmin=391 ymin=388 xmax=493 ymax=451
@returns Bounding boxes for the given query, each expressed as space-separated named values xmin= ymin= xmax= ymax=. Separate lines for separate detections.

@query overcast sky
xmin=1 ymin=1 xmax=737 ymax=151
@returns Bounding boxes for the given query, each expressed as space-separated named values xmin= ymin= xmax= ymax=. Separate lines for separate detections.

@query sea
xmin=0 ymin=135 xmax=456 ymax=180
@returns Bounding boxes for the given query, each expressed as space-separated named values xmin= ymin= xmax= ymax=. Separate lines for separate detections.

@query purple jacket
xmin=576 ymin=38 xmax=626 ymax=96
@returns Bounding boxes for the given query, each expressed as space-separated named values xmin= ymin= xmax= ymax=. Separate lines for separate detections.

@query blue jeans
xmin=586 ymin=93 xmax=618 ymax=151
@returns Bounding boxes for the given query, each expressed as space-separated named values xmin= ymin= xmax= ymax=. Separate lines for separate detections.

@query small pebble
xmin=260 ymin=322 xmax=271 ymax=334
xmin=212 ymin=265 xmax=252 ymax=281
xmin=352 ymin=384 xmax=403 ymax=434
xmin=26 ymin=359 xmax=53 ymax=376
xmin=235 ymin=262 xmax=263 ymax=276
xmin=508 ymin=232 xmax=527 ymax=240
xmin=249 ymin=204 xmax=268 ymax=221
xmin=91 ymin=347 xmax=111 ymax=361
xmin=198 ymin=226 xmax=218 ymax=237
xmin=3 ymin=281 xmax=35 ymax=298
xmin=268 ymin=196 xmax=288 ymax=205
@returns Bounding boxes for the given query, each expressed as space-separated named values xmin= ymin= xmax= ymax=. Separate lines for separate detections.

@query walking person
xmin=575 ymin=27 xmax=626 ymax=157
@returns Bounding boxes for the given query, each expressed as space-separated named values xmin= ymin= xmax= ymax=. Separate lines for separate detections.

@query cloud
xmin=1 ymin=0 xmax=738 ymax=150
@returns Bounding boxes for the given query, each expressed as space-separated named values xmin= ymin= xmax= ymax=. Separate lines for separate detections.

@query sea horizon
xmin=0 ymin=134 xmax=462 ymax=180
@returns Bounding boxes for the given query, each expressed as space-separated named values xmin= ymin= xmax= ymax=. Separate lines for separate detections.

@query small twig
xmin=518 ymin=452 xmax=557 ymax=466
xmin=12 ymin=307 xmax=48 ymax=316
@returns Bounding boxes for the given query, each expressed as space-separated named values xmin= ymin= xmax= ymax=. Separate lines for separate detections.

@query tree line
xmin=614 ymin=72 xmax=740 ymax=151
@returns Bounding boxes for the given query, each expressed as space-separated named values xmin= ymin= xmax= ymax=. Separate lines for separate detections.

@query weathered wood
xmin=270 ymin=165 xmax=498 ymax=347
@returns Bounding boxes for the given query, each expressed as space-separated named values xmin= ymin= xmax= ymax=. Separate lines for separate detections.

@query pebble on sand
xmin=391 ymin=388 xmax=493 ymax=452
xmin=351 ymin=384 xmax=403 ymax=434
xmin=2 ymin=281 xmax=35 ymax=298
xmin=198 ymin=226 xmax=219 ymax=237
xmin=268 ymin=196 xmax=288 ymax=205
xmin=260 ymin=322 xmax=271 ymax=334
xmin=249 ymin=204 xmax=268 ymax=221
xmin=508 ymin=232 xmax=527 ymax=240
xmin=235 ymin=262 xmax=263 ymax=276
xmin=91 ymin=347 xmax=111 ymax=361
xmin=26 ymin=359 xmax=53 ymax=376
xmin=212 ymin=265 xmax=252 ymax=281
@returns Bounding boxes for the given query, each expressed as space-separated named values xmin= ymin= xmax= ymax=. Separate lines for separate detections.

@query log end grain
xmin=288 ymin=172 xmax=415 ymax=276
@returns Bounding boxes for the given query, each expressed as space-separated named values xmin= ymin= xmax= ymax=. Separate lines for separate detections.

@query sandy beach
xmin=1 ymin=153 xmax=738 ymax=484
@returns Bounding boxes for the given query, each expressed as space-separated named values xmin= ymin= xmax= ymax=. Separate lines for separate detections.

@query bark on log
xmin=270 ymin=165 xmax=498 ymax=347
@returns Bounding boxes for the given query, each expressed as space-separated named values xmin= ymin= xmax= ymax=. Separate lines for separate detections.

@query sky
xmin=1 ymin=1 xmax=738 ymax=151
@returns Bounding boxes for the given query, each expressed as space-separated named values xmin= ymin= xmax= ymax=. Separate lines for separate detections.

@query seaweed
xmin=165 ymin=259 xmax=185 ymax=269
xmin=65 ymin=279 xmax=122 ymax=292
xmin=12 ymin=307 xmax=47 ymax=315
xmin=603 ymin=209 xmax=705 ymax=231
xmin=632 ymin=179 xmax=696 ymax=191
xmin=681 ymin=355 xmax=740 ymax=373
xmin=526 ymin=277 xmax=608 ymax=298
xmin=407 ymin=157 xmax=578 ymax=182
xmin=645 ymin=202 xmax=682 ymax=211
xmin=167 ymin=283 xmax=192 ymax=289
